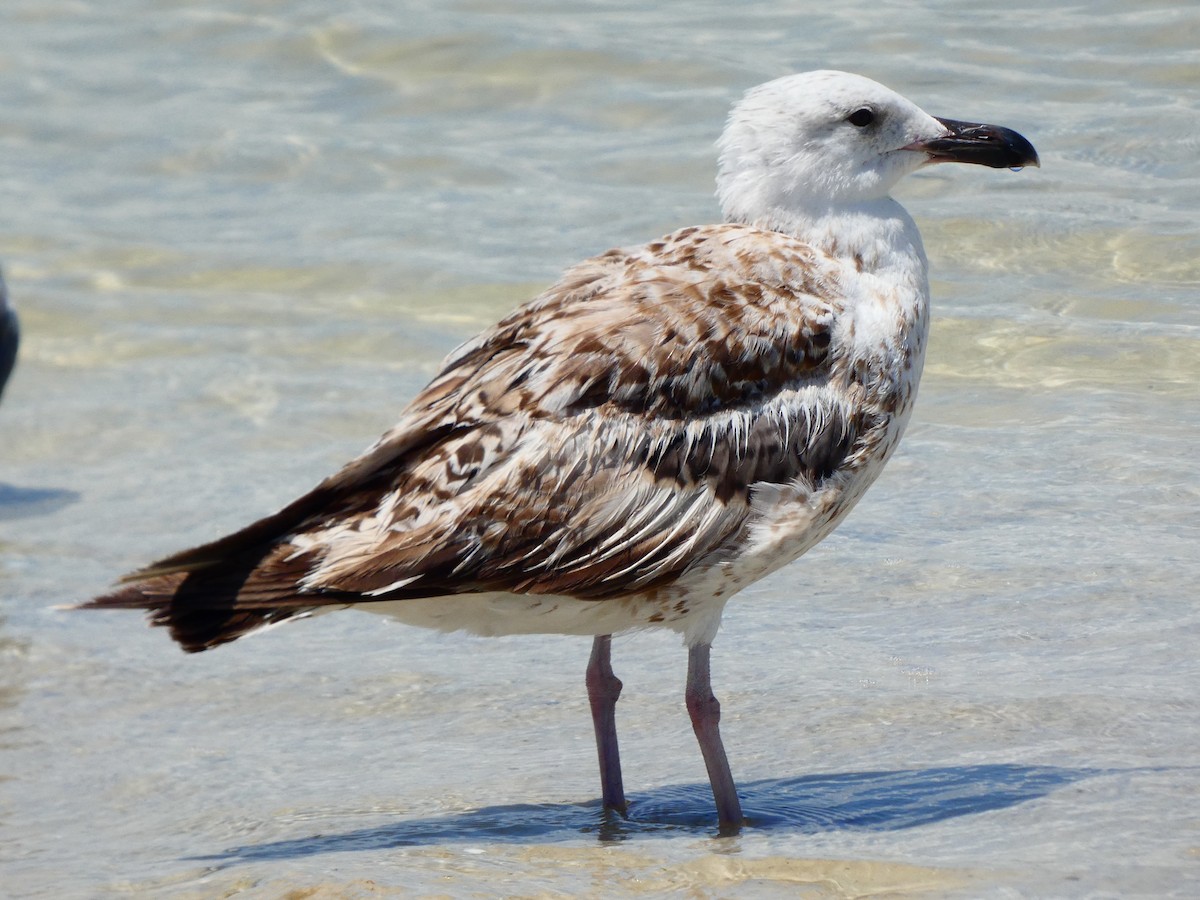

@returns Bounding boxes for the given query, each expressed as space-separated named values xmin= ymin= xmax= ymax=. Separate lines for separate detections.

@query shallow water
xmin=2 ymin=0 xmax=1199 ymax=897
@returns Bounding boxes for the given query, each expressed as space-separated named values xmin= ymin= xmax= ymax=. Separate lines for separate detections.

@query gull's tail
xmin=75 ymin=484 xmax=357 ymax=652
xmin=78 ymin=565 xmax=317 ymax=653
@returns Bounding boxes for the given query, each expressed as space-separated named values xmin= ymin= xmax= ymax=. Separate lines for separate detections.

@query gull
xmin=79 ymin=71 xmax=1038 ymax=832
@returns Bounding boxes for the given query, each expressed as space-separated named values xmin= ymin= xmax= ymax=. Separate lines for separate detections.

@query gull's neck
xmin=737 ymin=197 xmax=929 ymax=277
xmin=736 ymin=196 xmax=932 ymax=382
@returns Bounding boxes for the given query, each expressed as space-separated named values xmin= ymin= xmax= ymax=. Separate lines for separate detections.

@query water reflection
xmin=198 ymin=764 xmax=1099 ymax=862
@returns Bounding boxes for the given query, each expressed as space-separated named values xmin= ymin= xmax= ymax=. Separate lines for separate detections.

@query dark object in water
xmin=0 ymin=266 xmax=17 ymax=401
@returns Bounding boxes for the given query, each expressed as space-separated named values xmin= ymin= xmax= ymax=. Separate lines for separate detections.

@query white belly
xmin=359 ymin=587 xmax=732 ymax=646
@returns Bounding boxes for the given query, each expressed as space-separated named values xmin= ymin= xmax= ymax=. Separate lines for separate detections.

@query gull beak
xmin=908 ymin=117 xmax=1040 ymax=169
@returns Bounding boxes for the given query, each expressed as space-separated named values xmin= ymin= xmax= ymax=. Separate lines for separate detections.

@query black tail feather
xmin=79 ymin=561 xmax=329 ymax=653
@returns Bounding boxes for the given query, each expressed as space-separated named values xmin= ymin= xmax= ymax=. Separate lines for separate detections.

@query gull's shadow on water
xmin=0 ymin=483 xmax=80 ymax=521
xmin=195 ymin=763 xmax=1102 ymax=865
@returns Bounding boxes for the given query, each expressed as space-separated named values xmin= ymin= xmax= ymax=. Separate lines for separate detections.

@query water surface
xmin=2 ymin=1 xmax=1198 ymax=897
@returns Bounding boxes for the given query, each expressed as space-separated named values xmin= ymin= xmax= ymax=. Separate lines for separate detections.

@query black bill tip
xmin=916 ymin=117 xmax=1040 ymax=170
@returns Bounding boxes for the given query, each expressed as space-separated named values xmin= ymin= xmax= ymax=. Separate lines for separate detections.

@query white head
xmin=716 ymin=70 xmax=1038 ymax=226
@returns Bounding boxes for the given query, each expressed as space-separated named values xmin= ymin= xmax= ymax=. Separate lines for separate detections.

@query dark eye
xmin=847 ymin=107 xmax=875 ymax=127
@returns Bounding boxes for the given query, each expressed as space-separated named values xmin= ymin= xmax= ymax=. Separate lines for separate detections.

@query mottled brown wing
xmin=91 ymin=224 xmax=861 ymax=646
xmin=298 ymin=223 xmax=858 ymax=600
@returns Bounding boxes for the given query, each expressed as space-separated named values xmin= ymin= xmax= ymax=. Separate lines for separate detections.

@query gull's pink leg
xmin=686 ymin=641 xmax=744 ymax=832
xmin=586 ymin=634 xmax=627 ymax=813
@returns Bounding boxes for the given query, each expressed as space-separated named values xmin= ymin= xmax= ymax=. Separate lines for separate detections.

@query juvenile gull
xmin=80 ymin=71 xmax=1038 ymax=831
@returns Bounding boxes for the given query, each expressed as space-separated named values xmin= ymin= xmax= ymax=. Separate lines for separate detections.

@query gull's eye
xmin=847 ymin=108 xmax=875 ymax=128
